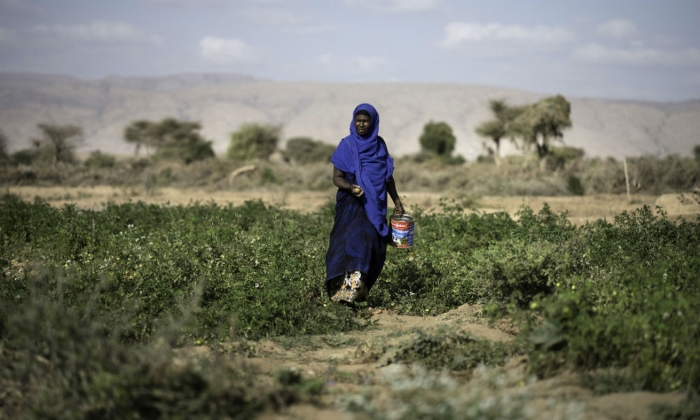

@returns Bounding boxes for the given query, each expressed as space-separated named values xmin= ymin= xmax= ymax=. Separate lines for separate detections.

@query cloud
xmin=572 ymin=43 xmax=700 ymax=67
xmin=31 ymin=21 xmax=161 ymax=44
xmin=199 ymin=36 xmax=258 ymax=62
xmin=345 ymin=0 xmax=439 ymax=13
xmin=441 ymin=22 xmax=575 ymax=51
xmin=596 ymin=19 xmax=639 ymax=40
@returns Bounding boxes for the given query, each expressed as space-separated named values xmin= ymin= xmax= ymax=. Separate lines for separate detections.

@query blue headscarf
xmin=330 ymin=103 xmax=394 ymax=238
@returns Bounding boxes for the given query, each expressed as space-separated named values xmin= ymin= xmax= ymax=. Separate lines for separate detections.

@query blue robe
xmin=325 ymin=103 xmax=394 ymax=293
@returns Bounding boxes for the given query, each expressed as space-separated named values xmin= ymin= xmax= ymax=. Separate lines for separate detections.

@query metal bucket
xmin=390 ymin=214 xmax=415 ymax=248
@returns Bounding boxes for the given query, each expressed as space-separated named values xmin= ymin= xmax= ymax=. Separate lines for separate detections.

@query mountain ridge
xmin=1 ymin=72 xmax=698 ymax=160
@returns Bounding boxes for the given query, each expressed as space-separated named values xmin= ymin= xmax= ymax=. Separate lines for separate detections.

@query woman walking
xmin=325 ymin=103 xmax=405 ymax=308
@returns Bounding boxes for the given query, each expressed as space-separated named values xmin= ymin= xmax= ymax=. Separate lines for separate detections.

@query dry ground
xmin=6 ymin=186 xmax=697 ymax=419
xmin=180 ymin=304 xmax=686 ymax=420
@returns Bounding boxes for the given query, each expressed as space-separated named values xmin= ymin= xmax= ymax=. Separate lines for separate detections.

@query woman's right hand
xmin=350 ymin=184 xmax=364 ymax=197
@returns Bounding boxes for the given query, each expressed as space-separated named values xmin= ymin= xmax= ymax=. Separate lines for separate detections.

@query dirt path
xmin=175 ymin=303 xmax=685 ymax=420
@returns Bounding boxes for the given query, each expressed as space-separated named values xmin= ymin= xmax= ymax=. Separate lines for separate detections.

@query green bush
xmin=566 ymin=175 xmax=585 ymax=195
xmin=154 ymin=140 xmax=215 ymax=164
xmin=546 ymin=146 xmax=585 ymax=171
xmin=418 ymin=121 xmax=456 ymax=158
xmin=282 ymin=137 xmax=336 ymax=165
xmin=84 ymin=150 xmax=117 ymax=168
xmin=527 ymin=207 xmax=700 ymax=392
xmin=0 ymin=292 xmax=306 ymax=419
xmin=10 ymin=148 xmax=36 ymax=166
xmin=227 ymin=123 xmax=281 ymax=161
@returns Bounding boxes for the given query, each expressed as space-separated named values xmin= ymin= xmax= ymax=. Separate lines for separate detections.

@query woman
xmin=325 ymin=103 xmax=404 ymax=307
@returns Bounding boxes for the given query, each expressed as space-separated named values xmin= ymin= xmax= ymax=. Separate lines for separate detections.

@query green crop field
xmin=1 ymin=194 xmax=699 ymax=419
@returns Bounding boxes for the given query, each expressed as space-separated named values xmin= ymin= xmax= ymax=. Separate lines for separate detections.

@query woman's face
xmin=354 ymin=113 xmax=371 ymax=136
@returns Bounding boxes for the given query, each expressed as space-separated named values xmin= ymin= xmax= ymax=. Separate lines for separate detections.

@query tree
xmin=693 ymin=145 xmax=700 ymax=161
xmin=282 ymin=137 xmax=336 ymax=165
xmin=475 ymin=100 xmax=525 ymax=166
xmin=227 ymin=123 xmax=281 ymax=161
xmin=124 ymin=120 xmax=153 ymax=156
xmin=419 ymin=121 xmax=457 ymax=158
xmin=507 ymin=94 xmax=572 ymax=166
xmin=123 ymin=118 xmax=215 ymax=164
xmin=32 ymin=123 xmax=83 ymax=165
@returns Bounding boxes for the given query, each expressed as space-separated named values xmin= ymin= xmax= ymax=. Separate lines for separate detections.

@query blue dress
xmin=325 ymin=103 xmax=393 ymax=303
xmin=325 ymin=172 xmax=388 ymax=299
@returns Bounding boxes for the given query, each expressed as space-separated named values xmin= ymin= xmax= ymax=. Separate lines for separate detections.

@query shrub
xmin=546 ymin=146 xmax=585 ymax=171
xmin=84 ymin=150 xmax=116 ymax=168
xmin=566 ymin=175 xmax=585 ymax=195
xmin=10 ymin=148 xmax=36 ymax=166
xmin=155 ymin=140 xmax=215 ymax=164
xmin=418 ymin=121 xmax=456 ymax=158
xmin=282 ymin=137 xmax=336 ymax=165
xmin=0 ymin=291 xmax=304 ymax=419
xmin=629 ymin=154 xmax=700 ymax=194
xmin=527 ymin=207 xmax=700 ymax=392
xmin=227 ymin=123 xmax=281 ymax=161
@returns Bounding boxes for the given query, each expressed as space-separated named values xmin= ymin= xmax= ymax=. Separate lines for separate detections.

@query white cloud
xmin=345 ymin=0 xmax=439 ymax=13
xmin=199 ymin=36 xmax=257 ymax=62
xmin=31 ymin=21 xmax=161 ymax=44
xmin=596 ymin=19 xmax=639 ymax=40
xmin=441 ymin=22 xmax=574 ymax=51
xmin=573 ymin=43 xmax=700 ymax=67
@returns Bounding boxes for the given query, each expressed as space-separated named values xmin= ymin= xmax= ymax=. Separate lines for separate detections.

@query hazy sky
xmin=1 ymin=0 xmax=699 ymax=101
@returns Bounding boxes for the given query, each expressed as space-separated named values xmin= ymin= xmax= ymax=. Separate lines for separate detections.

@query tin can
xmin=390 ymin=214 xmax=415 ymax=248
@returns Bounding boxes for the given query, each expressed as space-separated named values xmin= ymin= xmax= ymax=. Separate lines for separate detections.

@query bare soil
xmin=8 ymin=186 xmax=696 ymax=419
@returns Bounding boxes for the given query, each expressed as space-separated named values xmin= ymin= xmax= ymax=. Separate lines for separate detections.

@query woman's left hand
xmin=394 ymin=204 xmax=405 ymax=216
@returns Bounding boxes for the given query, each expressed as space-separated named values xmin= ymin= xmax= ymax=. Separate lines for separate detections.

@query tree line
xmin=8 ymin=93 xmax=693 ymax=171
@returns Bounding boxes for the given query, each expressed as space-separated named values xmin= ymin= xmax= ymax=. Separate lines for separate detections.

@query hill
xmin=1 ymin=72 xmax=699 ymax=160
